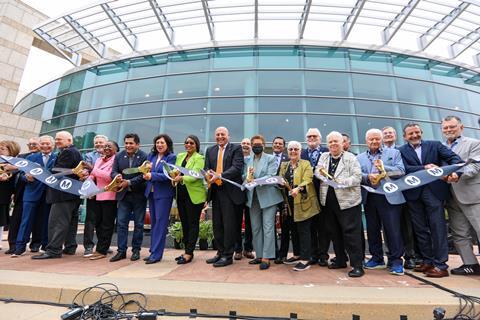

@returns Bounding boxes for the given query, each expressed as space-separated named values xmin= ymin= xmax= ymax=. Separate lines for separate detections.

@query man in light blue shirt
xmin=357 ymin=128 xmax=406 ymax=275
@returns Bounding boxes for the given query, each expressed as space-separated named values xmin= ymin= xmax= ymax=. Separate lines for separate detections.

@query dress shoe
xmin=213 ymin=257 xmax=233 ymax=267
xmin=318 ymin=257 xmax=328 ymax=267
xmin=30 ymin=247 xmax=40 ymax=253
xmin=130 ymin=251 xmax=140 ymax=261
xmin=206 ymin=255 xmax=221 ymax=264
xmin=109 ymin=252 xmax=126 ymax=262
xmin=348 ymin=267 xmax=365 ymax=277
xmin=143 ymin=255 xmax=151 ymax=261
xmin=175 ymin=254 xmax=183 ymax=261
xmin=414 ymin=263 xmax=434 ymax=273
xmin=32 ymin=253 xmax=60 ymax=260
xmin=425 ymin=267 xmax=449 ymax=278
xmin=62 ymin=249 xmax=76 ymax=255
xmin=404 ymin=259 xmax=416 ymax=270
xmin=177 ymin=255 xmax=193 ymax=265
xmin=328 ymin=261 xmax=347 ymax=269
xmin=233 ymin=252 xmax=242 ymax=260
xmin=4 ymin=248 xmax=15 ymax=255
xmin=248 ymin=258 xmax=261 ymax=265
xmin=145 ymin=259 xmax=161 ymax=265
xmin=11 ymin=249 xmax=26 ymax=257
xmin=89 ymin=252 xmax=106 ymax=260
xmin=259 ymin=261 xmax=270 ymax=270
xmin=243 ymin=251 xmax=255 ymax=259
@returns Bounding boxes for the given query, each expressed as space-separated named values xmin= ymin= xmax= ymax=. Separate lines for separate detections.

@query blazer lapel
xmin=256 ymin=153 xmax=268 ymax=178
xmin=420 ymin=142 xmax=428 ymax=165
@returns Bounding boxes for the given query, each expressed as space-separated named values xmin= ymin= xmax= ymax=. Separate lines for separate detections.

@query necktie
xmin=215 ymin=146 xmax=224 ymax=186
xmin=43 ymin=154 xmax=49 ymax=167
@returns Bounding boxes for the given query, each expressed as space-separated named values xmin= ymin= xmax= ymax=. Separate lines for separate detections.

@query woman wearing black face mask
xmin=242 ymin=135 xmax=283 ymax=270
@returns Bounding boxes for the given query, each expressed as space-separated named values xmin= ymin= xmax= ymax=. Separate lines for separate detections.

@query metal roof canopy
xmin=33 ymin=0 xmax=480 ymax=71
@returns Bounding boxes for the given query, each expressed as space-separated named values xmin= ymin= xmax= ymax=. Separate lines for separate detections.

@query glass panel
xmin=258 ymin=47 xmax=301 ymax=69
xmin=258 ymin=71 xmax=303 ymax=95
xmin=91 ymin=82 xmax=127 ymax=108
xmin=396 ymin=78 xmax=436 ymax=105
xmin=57 ymin=71 xmax=87 ymax=95
xmin=464 ymin=127 xmax=480 ymax=140
xmin=209 ymin=98 xmax=250 ymax=113
xmin=357 ymin=117 xmax=404 ymax=143
xmin=257 ymin=114 xmax=304 ymax=143
xmin=258 ymin=97 xmax=303 ymax=112
xmin=125 ymin=77 xmax=165 ymax=103
xmin=431 ymin=64 xmax=466 ymax=86
xmin=118 ymin=118 xmax=161 ymax=146
xmin=304 ymin=47 xmax=348 ymax=70
xmin=93 ymin=61 xmax=129 ymax=85
xmin=434 ymin=84 xmax=470 ymax=111
xmin=167 ymin=50 xmax=210 ymax=73
xmin=306 ymin=98 xmax=352 ymax=114
xmin=208 ymin=114 xmax=247 ymax=143
xmin=52 ymin=92 xmax=82 ymax=117
xmin=72 ymin=122 xmax=121 ymax=150
xmin=399 ymin=104 xmax=440 ymax=122
xmin=212 ymin=47 xmax=255 ymax=70
xmin=164 ymin=115 xmax=206 ymax=146
xmin=438 ymin=109 xmax=476 ymax=127
xmin=308 ymin=115 xmax=356 ymax=145
xmin=392 ymin=55 xmax=430 ymax=80
xmin=210 ymin=71 xmax=256 ymax=96
xmin=349 ymin=50 xmax=391 ymax=73
xmin=352 ymin=74 xmax=394 ymax=100
xmin=305 ymin=71 xmax=351 ymax=97
xmin=128 ymin=54 xmax=167 ymax=78
xmin=466 ymin=91 xmax=480 ymax=114
xmin=164 ymin=99 xmax=207 ymax=115
xmin=165 ymin=74 xmax=208 ymax=99
xmin=355 ymin=100 xmax=400 ymax=117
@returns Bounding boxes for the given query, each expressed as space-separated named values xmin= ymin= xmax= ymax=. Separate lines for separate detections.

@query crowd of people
xmin=0 ymin=115 xmax=478 ymax=279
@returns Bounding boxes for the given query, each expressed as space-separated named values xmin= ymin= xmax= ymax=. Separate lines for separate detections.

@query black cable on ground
xmin=0 ymin=297 xmax=72 ymax=308
xmin=405 ymin=272 xmax=479 ymax=320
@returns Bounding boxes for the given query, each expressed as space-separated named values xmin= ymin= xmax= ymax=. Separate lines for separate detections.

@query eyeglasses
xmin=184 ymin=141 xmax=196 ymax=145
xmin=306 ymin=135 xmax=318 ymax=138
xmin=288 ymin=148 xmax=300 ymax=151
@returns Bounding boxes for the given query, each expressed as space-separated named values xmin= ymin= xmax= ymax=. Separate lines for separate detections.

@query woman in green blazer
xmin=278 ymin=140 xmax=320 ymax=272
xmin=172 ymin=135 xmax=207 ymax=264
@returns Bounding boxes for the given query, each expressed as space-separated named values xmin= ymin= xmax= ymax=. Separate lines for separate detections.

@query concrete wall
xmin=0 ymin=0 xmax=48 ymax=151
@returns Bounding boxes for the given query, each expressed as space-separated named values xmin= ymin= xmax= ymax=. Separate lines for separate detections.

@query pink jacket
xmin=90 ymin=155 xmax=116 ymax=201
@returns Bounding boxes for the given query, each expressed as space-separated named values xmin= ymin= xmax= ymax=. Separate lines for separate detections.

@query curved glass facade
xmin=15 ymin=46 xmax=480 ymax=153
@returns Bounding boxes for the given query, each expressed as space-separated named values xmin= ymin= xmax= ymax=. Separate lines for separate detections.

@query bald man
xmin=32 ymin=131 xmax=83 ymax=259
xmin=205 ymin=127 xmax=245 ymax=267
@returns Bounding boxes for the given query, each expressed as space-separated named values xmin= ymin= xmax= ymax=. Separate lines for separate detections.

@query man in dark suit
xmin=300 ymin=128 xmax=329 ymax=266
xmin=399 ymin=123 xmax=463 ymax=278
xmin=13 ymin=135 xmax=56 ymax=257
xmin=32 ymin=131 xmax=83 ymax=259
xmin=205 ymin=126 xmax=245 ymax=267
xmin=110 ymin=133 xmax=147 ymax=262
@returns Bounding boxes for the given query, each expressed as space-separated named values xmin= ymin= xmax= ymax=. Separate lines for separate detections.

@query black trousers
xmin=177 ymin=186 xmax=203 ymax=255
xmin=94 ymin=200 xmax=117 ymax=255
xmin=212 ymin=190 xmax=241 ymax=257
xmin=310 ymin=209 xmax=330 ymax=261
xmin=83 ymin=198 xmax=96 ymax=250
xmin=7 ymin=200 xmax=23 ymax=250
xmin=296 ymin=216 xmax=313 ymax=261
xmin=278 ymin=212 xmax=300 ymax=258
xmin=400 ymin=204 xmax=418 ymax=260
xmin=46 ymin=199 xmax=81 ymax=256
xmin=234 ymin=205 xmax=253 ymax=253
xmin=324 ymin=188 xmax=363 ymax=268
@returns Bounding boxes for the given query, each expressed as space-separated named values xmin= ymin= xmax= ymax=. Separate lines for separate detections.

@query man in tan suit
xmin=442 ymin=115 xmax=480 ymax=276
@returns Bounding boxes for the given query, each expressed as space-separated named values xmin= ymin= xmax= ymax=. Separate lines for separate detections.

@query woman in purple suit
xmin=143 ymin=134 xmax=176 ymax=264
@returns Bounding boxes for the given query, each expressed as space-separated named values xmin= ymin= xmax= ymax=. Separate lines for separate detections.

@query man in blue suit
xmin=399 ymin=123 xmax=463 ymax=278
xmin=12 ymin=136 xmax=56 ymax=257
xmin=110 ymin=133 xmax=147 ymax=262
xmin=357 ymin=129 xmax=405 ymax=275
xmin=301 ymin=128 xmax=329 ymax=266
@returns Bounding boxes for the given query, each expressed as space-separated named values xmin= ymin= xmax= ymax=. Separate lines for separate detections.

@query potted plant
xmin=198 ymin=220 xmax=213 ymax=250
xmin=168 ymin=221 xmax=183 ymax=249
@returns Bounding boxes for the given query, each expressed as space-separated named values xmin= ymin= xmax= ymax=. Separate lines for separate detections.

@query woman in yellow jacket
xmin=279 ymin=140 xmax=320 ymax=271
xmin=172 ymin=135 xmax=207 ymax=264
